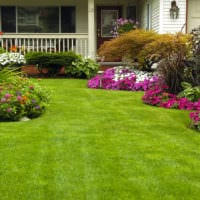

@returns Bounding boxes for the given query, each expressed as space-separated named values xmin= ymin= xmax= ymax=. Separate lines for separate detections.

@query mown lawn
xmin=0 ymin=79 xmax=200 ymax=200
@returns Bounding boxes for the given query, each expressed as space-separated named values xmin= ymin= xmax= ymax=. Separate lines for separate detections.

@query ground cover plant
xmin=0 ymin=79 xmax=200 ymax=200
xmin=88 ymin=66 xmax=155 ymax=91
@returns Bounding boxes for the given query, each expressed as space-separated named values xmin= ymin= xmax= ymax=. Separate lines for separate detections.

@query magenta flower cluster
xmin=142 ymin=84 xmax=200 ymax=110
xmin=142 ymin=82 xmax=200 ymax=131
xmin=88 ymin=68 xmax=157 ymax=91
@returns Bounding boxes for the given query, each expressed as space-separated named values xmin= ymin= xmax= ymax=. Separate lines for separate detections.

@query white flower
xmin=0 ymin=52 xmax=25 ymax=66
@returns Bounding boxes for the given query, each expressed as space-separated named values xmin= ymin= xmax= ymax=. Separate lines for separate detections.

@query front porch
xmin=0 ymin=33 xmax=88 ymax=57
xmin=0 ymin=0 xmax=189 ymax=59
xmin=0 ymin=0 xmax=141 ymax=59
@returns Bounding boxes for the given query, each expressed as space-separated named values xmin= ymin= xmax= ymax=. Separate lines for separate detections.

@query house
xmin=0 ymin=0 xmax=199 ymax=59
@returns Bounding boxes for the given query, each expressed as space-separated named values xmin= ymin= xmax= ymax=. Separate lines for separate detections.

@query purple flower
xmin=31 ymin=99 xmax=37 ymax=103
xmin=35 ymin=105 xmax=40 ymax=110
xmin=7 ymin=108 xmax=12 ymax=113
xmin=16 ymin=91 xmax=22 ymax=95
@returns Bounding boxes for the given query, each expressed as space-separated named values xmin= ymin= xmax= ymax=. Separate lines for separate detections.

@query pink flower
xmin=17 ymin=95 xmax=23 ymax=101
xmin=4 ymin=93 xmax=11 ymax=99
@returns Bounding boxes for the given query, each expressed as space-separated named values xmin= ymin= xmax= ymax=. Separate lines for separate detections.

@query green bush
xmin=0 ymin=47 xmax=6 ymax=54
xmin=0 ymin=68 xmax=50 ymax=121
xmin=25 ymin=51 xmax=80 ymax=76
xmin=65 ymin=57 xmax=99 ymax=79
xmin=178 ymin=82 xmax=200 ymax=102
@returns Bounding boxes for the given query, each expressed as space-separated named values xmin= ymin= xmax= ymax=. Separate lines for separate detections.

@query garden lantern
xmin=170 ymin=0 xmax=179 ymax=19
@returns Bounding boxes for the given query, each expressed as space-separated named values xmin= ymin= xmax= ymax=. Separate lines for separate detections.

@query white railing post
xmin=1 ymin=33 xmax=88 ymax=57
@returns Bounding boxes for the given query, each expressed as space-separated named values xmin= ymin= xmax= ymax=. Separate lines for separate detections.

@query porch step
xmin=98 ymin=61 xmax=124 ymax=66
xmin=98 ymin=61 xmax=125 ymax=72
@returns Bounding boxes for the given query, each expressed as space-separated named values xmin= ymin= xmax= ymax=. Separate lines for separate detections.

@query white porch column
xmin=88 ymin=0 xmax=96 ymax=59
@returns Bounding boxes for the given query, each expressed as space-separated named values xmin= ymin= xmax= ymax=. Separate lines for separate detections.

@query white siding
xmin=188 ymin=0 xmax=200 ymax=32
xmin=137 ymin=0 xmax=147 ymax=30
xmin=138 ymin=0 xmax=160 ymax=32
xmin=151 ymin=0 xmax=160 ymax=32
xmin=160 ymin=0 xmax=186 ymax=33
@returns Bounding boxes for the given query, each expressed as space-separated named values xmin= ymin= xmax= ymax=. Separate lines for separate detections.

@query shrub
xmin=65 ymin=57 xmax=99 ymax=79
xmin=0 ymin=68 xmax=50 ymax=121
xmin=98 ymin=29 xmax=159 ymax=63
xmin=98 ymin=30 xmax=191 ymax=69
xmin=25 ymin=51 xmax=80 ymax=76
xmin=0 ymin=47 xmax=6 ymax=54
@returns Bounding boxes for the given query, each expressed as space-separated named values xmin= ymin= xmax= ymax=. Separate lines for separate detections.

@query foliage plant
xmin=178 ymin=82 xmax=200 ymax=102
xmin=25 ymin=51 xmax=80 ymax=76
xmin=0 ymin=68 xmax=50 ymax=121
xmin=65 ymin=57 xmax=99 ymax=79
xmin=111 ymin=18 xmax=138 ymax=37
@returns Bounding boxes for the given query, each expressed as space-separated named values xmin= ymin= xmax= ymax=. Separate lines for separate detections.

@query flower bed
xmin=88 ymin=67 xmax=156 ymax=91
xmin=0 ymin=69 xmax=50 ymax=121
xmin=142 ymin=83 xmax=200 ymax=132
xmin=88 ymin=67 xmax=200 ymax=132
xmin=142 ymin=85 xmax=200 ymax=110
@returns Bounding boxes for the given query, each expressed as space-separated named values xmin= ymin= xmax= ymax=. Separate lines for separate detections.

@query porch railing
xmin=0 ymin=33 xmax=88 ymax=57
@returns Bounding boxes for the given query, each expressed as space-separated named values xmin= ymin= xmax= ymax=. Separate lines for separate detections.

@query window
xmin=61 ymin=7 xmax=75 ymax=33
xmin=1 ymin=6 xmax=75 ymax=33
xmin=126 ymin=6 xmax=137 ymax=21
xmin=1 ymin=7 xmax=16 ymax=32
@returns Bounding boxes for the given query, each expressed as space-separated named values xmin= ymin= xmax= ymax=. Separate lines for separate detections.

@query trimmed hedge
xmin=25 ymin=51 xmax=80 ymax=76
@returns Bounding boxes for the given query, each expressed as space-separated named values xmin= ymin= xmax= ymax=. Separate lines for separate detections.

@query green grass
xmin=0 ymin=79 xmax=200 ymax=200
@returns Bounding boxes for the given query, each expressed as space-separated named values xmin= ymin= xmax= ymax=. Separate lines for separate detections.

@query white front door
xmin=188 ymin=0 xmax=200 ymax=32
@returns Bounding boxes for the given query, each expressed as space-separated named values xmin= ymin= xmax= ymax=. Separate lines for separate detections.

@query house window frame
xmin=0 ymin=6 xmax=76 ymax=33
xmin=126 ymin=5 xmax=137 ymax=21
